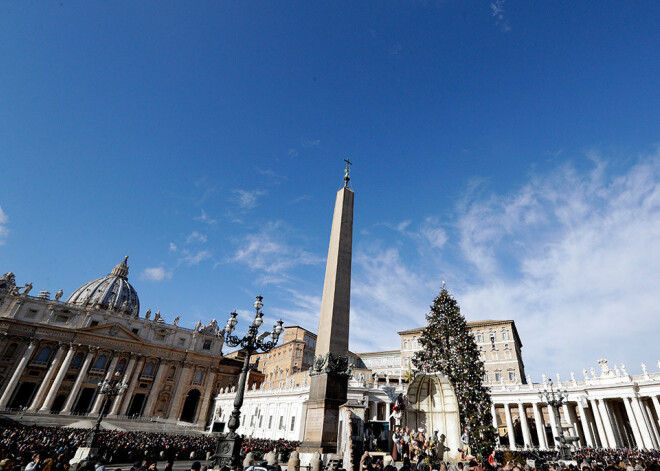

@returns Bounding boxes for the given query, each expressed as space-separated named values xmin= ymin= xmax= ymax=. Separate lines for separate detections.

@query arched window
xmin=35 ymin=346 xmax=52 ymax=363
xmin=167 ymin=366 xmax=176 ymax=380
xmin=117 ymin=361 xmax=126 ymax=373
xmin=93 ymin=354 xmax=108 ymax=369
xmin=144 ymin=362 xmax=155 ymax=376
xmin=194 ymin=370 xmax=204 ymax=384
xmin=403 ymin=340 xmax=409 ymax=350
xmin=72 ymin=354 xmax=84 ymax=368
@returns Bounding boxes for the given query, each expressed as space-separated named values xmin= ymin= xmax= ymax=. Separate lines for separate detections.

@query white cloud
xmin=270 ymin=289 xmax=323 ymax=329
xmin=491 ymin=0 xmax=511 ymax=32
xmin=180 ymin=250 xmax=212 ymax=267
xmin=141 ymin=266 xmax=173 ymax=282
xmin=420 ymin=217 xmax=448 ymax=249
xmin=234 ymin=189 xmax=266 ymax=210
xmin=349 ymin=246 xmax=437 ymax=353
xmin=0 ymin=206 xmax=8 ymax=245
xmin=186 ymin=231 xmax=208 ymax=245
xmin=194 ymin=209 xmax=218 ymax=225
xmin=287 ymin=139 xmax=320 ymax=158
xmin=450 ymin=154 xmax=660 ymax=378
xmin=233 ymin=222 xmax=323 ymax=274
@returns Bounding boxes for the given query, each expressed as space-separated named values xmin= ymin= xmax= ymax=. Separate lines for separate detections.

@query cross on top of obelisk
xmin=343 ymin=158 xmax=352 ymax=187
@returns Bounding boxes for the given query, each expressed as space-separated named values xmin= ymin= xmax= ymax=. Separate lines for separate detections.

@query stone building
xmin=0 ymin=259 xmax=241 ymax=431
xmin=398 ymin=319 xmax=526 ymax=385
xmin=251 ymin=326 xmax=317 ymax=390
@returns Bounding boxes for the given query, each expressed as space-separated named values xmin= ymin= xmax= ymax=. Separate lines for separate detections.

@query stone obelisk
xmin=301 ymin=160 xmax=354 ymax=455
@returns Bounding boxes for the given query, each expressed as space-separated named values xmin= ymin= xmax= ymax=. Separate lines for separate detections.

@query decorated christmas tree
xmin=412 ymin=284 xmax=496 ymax=458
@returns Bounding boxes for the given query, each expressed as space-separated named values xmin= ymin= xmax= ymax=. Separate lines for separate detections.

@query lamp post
xmin=538 ymin=379 xmax=571 ymax=460
xmin=86 ymin=371 xmax=128 ymax=448
xmin=213 ymin=296 xmax=284 ymax=468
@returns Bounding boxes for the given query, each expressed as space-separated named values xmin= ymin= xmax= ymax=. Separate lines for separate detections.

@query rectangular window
xmin=259 ymin=416 xmax=263 ymax=428
xmin=132 ymin=328 xmax=139 ymax=335
xmin=203 ymin=340 xmax=212 ymax=350
xmin=90 ymin=320 xmax=99 ymax=326
xmin=279 ymin=416 xmax=284 ymax=430
xmin=55 ymin=315 xmax=69 ymax=323
xmin=508 ymin=371 xmax=516 ymax=382
xmin=502 ymin=331 xmax=509 ymax=340
xmin=489 ymin=333 xmax=496 ymax=342
xmin=494 ymin=372 xmax=502 ymax=382
xmin=26 ymin=309 xmax=38 ymax=319
xmin=155 ymin=334 xmax=166 ymax=341
xmin=290 ymin=416 xmax=296 ymax=431
xmin=268 ymin=416 xmax=273 ymax=429
xmin=476 ymin=334 xmax=483 ymax=343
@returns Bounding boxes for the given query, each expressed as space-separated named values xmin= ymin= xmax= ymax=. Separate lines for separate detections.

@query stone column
xmin=0 ymin=339 xmax=38 ymax=409
xmin=61 ymin=348 xmax=95 ymax=414
xmin=28 ymin=344 xmax=67 ymax=411
xmin=643 ymin=399 xmax=660 ymax=448
xmin=39 ymin=345 xmax=77 ymax=412
xmin=562 ymin=403 xmax=578 ymax=442
xmin=565 ymin=403 xmax=583 ymax=446
xmin=622 ymin=397 xmax=645 ymax=449
xmin=491 ymin=404 xmax=498 ymax=431
xmin=589 ymin=399 xmax=608 ymax=448
xmin=196 ymin=369 xmax=217 ymax=427
xmin=168 ymin=362 xmax=193 ymax=420
xmin=90 ymin=355 xmax=120 ymax=414
xmin=532 ymin=402 xmax=548 ymax=450
xmin=118 ymin=356 xmax=145 ymax=416
xmin=631 ymin=396 xmax=655 ymax=449
xmin=651 ymin=396 xmax=660 ymax=435
xmin=108 ymin=355 xmax=138 ymax=417
xmin=504 ymin=403 xmax=516 ymax=449
xmin=518 ymin=402 xmax=532 ymax=449
xmin=577 ymin=401 xmax=595 ymax=448
xmin=596 ymin=399 xmax=618 ymax=448
xmin=142 ymin=361 xmax=169 ymax=417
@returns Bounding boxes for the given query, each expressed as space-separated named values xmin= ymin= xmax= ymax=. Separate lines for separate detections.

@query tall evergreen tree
xmin=412 ymin=285 xmax=496 ymax=458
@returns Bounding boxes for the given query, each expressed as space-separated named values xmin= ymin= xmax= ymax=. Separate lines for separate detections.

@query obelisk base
xmin=300 ymin=372 xmax=349 ymax=454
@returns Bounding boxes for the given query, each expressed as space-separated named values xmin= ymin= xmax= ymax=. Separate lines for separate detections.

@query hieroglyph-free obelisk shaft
xmin=301 ymin=165 xmax=354 ymax=454
xmin=315 ymin=186 xmax=353 ymax=358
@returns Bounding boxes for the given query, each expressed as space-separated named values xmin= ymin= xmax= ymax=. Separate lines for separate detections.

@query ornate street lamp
xmin=213 ymin=296 xmax=284 ymax=468
xmin=86 ymin=371 xmax=128 ymax=447
xmin=538 ymin=379 xmax=572 ymax=460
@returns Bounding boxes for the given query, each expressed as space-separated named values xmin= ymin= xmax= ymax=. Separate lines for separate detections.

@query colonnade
xmin=0 ymin=339 xmax=214 ymax=427
xmin=493 ymin=395 xmax=660 ymax=450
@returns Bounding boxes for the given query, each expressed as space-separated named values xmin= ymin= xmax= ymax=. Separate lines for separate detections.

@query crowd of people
xmin=358 ymin=448 xmax=660 ymax=471
xmin=240 ymin=438 xmax=299 ymax=461
xmin=0 ymin=424 xmax=297 ymax=470
xmin=2 ymin=422 xmax=660 ymax=471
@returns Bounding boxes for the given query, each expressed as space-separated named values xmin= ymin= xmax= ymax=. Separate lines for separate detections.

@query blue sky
xmin=2 ymin=1 xmax=660 ymax=380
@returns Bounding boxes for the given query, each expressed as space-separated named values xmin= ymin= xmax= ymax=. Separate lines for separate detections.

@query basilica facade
xmin=0 ymin=258 xmax=242 ymax=432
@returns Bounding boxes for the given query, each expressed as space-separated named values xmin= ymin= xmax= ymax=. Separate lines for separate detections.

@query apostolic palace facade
xmin=1 ymin=259 xmax=660 ymax=451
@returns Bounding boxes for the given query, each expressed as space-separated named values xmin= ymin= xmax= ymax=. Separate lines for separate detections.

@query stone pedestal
xmin=212 ymin=434 xmax=243 ymax=468
xmin=301 ymin=373 xmax=349 ymax=454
